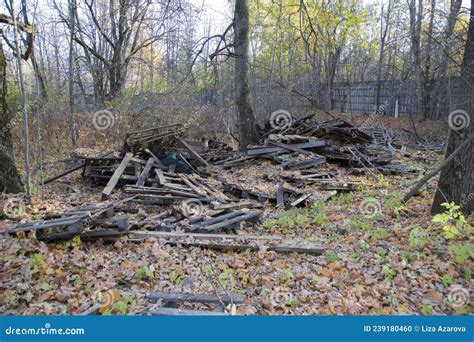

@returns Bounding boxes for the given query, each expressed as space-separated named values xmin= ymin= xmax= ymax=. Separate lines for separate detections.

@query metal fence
xmin=332 ymin=77 xmax=465 ymax=117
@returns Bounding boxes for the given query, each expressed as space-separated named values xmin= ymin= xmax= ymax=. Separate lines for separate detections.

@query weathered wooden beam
xmin=180 ymin=175 xmax=207 ymax=196
xmin=145 ymin=307 xmax=228 ymax=316
xmin=187 ymin=210 xmax=255 ymax=232
xmin=281 ymin=156 xmax=326 ymax=171
xmin=178 ymin=138 xmax=210 ymax=167
xmin=276 ymin=181 xmax=285 ymax=206
xmin=199 ymin=211 xmax=261 ymax=232
xmin=147 ymin=292 xmax=245 ymax=304
xmin=136 ymin=157 xmax=155 ymax=186
xmin=132 ymin=231 xmax=324 ymax=255
xmin=9 ymin=215 xmax=85 ymax=233
xmin=101 ymin=153 xmax=133 ymax=200
xmin=41 ymin=161 xmax=86 ymax=185
xmin=269 ymin=141 xmax=312 ymax=155
xmin=209 ymin=201 xmax=261 ymax=210
xmin=154 ymin=169 xmax=167 ymax=185
xmin=247 ymin=140 xmax=326 ymax=156
xmin=124 ymin=185 xmax=201 ymax=198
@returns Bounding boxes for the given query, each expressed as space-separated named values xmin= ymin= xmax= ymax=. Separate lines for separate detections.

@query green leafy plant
xmin=432 ymin=202 xmax=470 ymax=239
xmin=219 ymin=268 xmax=236 ymax=288
xmin=332 ymin=193 xmax=353 ymax=208
xmin=351 ymin=252 xmax=362 ymax=260
xmin=358 ymin=239 xmax=370 ymax=250
xmin=381 ymin=265 xmax=396 ymax=282
xmin=280 ymin=269 xmax=293 ymax=284
xmin=375 ymin=248 xmax=387 ymax=258
xmin=350 ymin=217 xmax=362 ymax=230
xmin=310 ymin=201 xmax=327 ymax=226
xmin=40 ymin=282 xmax=53 ymax=291
xmin=171 ymin=273 xmax=184 ymax=285
xmin=134 ymin=266 xmax=155 ymax=281
xmin=29 ymin=254 xmax=44 ymax=267
xmin=104 ymin=295 xmax=134 ymax=315
xmin=384 ymin=195 xmax=407 ymax=216
xmin=447 ymin=243 xmax=474 ymax=264
xmin=5 ymin=295 xmax=19 ymax=309
xmin=286 ymin=295 xmax=300 ymax=307
xmin=294 ymin=214 xmax=309 ymax=226
xmin=261 ymin=220 xmax=274 ymax=229
xmin=326 ymin=252 xmax=339 ymax=264
xmin=401 ymin=251 xmax=418 ymax=264
xmin=313 ymin=212 xmax=327 ymax=226
xmin=420 ymin=305 xmax=433 ymax=315
xmin=408 ymin=226 xmax=429 ymax=248
xmin=442 ymin=274 xmax=453 ymax=288
xmin=368 ymin=228 xmax=389 ymax=241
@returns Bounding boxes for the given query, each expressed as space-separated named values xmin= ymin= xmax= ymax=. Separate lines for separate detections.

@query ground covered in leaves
xmin=1 ymin=116 xmax=472 ymax=316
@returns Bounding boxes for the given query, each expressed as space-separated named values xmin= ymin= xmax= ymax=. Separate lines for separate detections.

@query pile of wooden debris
xmin=6 ymin=116 xmax=413 ymax=250
xmin=3 ymin=114 xmax=426 ymax=315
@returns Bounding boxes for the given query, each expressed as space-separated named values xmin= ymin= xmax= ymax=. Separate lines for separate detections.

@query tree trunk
xmin=234 ymin=0 xmax=259 ymax=151
xmin=68 ymin=0 xmax=77 ymax=146
xmin=431 ymin=1 xmax=474 ymax=215
xmin=408 ymin=0 xmax=429 ymax=120
xmin=0 ymin=44 xmax=23 ymax=193
xmin=375 ymin=0 xmax=391 ymax=112
xmin=431 ymin=0 xmax=462 ymax=119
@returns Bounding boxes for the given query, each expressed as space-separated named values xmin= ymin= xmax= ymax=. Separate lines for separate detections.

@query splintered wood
xmin=9 ymin=116 xmax=407 ymax=255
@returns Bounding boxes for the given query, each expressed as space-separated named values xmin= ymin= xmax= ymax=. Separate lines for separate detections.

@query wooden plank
xmin=41 ymin=161 xmax=86 ymax=185
xmin=178 ymin=138 xmax=210 ymax=167
xmin=130 ymin=157 xmax=167 ymax=171
xmin=147 ymin=292 xmax=245 ymax=304
xmin=145 ymin=307 xmax=228 ymax=316
xmin=132 ymin=231 xmax=324 ymax=255
xmin=209 ymin=201 xmax=261 ymax=210
xmin=124 ymin=185 xmax=201 ymax=198
xmin=80 ymin=229 xmax=128 ymax=240
xmin=269 ymin=141 xmax=312 ymax=155
xmin=9 ymin=215 xmax=85 ymax=233
xmin=136 ymin=157 xmax=155 ymax=186
xmin=247 ymin=140 xmax=326 ymax=156
xmin=134 ymin=162 xmax=141 ymax=177
xmin=101 ymin=153 xmax=133 ymax=200
xmin=276 ymin=181 xmax=284 ymax=206
xmin=144 ymin=148 xmax=167 ymax=169
xmin=187 ymin=211 xmax=247 ymax=232
xmin=281 ymin=156 xmax=326 ymax=171
xmin=154 ymin=169 xmax=167 ymax=185
xmin=290 ymin=194 xmax=311 ymax=207
xmin=199 ymin=211 xmax=261 ymax=232
xmin=180 ymin=175 xmax=207 ymax=196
